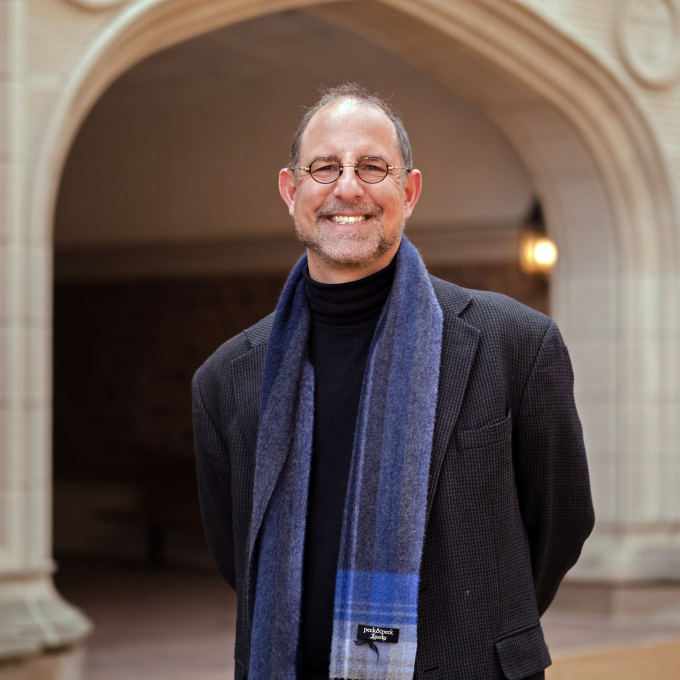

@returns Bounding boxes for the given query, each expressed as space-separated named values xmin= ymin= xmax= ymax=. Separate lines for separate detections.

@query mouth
xmin=327 ymin=215 xmax=370 ymax=225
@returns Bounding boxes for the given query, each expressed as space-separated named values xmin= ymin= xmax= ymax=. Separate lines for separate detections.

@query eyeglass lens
xmin=308 ymin=157 xmax=389 ymax=184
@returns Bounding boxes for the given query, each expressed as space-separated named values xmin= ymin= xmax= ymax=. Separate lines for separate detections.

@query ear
xmin=279 ymin=168 xmax=298 ymax=218
xmin=402 ymin=169 xmax=423 ymax=220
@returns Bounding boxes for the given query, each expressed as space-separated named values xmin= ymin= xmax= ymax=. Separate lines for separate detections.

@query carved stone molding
xmin=617 ymin=0 xmax=680 ymax=87
xmin=66 ymin=0 xmax=129 ymax=11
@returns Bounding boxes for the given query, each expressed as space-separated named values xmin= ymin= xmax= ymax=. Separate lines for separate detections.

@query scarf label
xmin=357 ymin=625 xmax=400 ymax=643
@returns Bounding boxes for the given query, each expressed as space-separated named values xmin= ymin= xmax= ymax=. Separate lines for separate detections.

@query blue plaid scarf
xmin=248 ymin=236 xmax=443 ymax=680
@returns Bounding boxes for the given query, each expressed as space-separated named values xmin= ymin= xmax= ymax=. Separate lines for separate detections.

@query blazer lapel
xmin=229 ymin=343 xmax=266 ymax=457
xmin=229 ymin=315 xmax=274 ymax=456
xmin=228 ymin=336 xmax=271 ymax=632
xmin=426 ymin=278 xmax=480 ymax=525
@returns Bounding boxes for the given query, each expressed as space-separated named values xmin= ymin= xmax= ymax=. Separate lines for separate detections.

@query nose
xmin=333 ymin=166 xmax=364 ymax=202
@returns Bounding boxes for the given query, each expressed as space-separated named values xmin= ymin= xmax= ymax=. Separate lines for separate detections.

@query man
xmin=192 ymin=84 xmax=594 ymax=680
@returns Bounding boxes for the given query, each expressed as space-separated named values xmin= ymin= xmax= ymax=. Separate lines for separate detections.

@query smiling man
xmin=192 ymin=84 xmax=594 ymax=680
xmin=279 ymin=94 xmax=419 ymax=281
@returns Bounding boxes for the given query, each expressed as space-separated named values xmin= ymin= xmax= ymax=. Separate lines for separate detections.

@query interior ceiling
xmin=55 ymin=7 xmax=534 ymax=248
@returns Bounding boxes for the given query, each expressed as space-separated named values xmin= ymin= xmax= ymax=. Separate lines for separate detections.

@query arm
xmin=192 ymin=373 xmax=236 ymax=590
xmin=513 ymin=321 xmax=595 ymax=615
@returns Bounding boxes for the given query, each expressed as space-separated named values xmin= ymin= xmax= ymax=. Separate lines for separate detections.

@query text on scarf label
xmin=357 ymin=625 xmax=400 ymax=643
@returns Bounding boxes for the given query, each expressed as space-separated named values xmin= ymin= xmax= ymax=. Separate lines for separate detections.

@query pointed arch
xmin=33 ymin=0 xmax=680 ymax=582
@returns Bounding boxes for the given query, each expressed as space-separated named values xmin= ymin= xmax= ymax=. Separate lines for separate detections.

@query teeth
xmin=329 ymin=215 xmax=368 ymax=224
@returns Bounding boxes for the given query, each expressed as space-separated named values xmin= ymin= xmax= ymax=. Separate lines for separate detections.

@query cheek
xmin=295 ymin=186 xmax=326 ymax=218
xmin=291 ymin=191 xmax=309 ymax=221
xmin=379 ymin=189 xmax=405 ymax=221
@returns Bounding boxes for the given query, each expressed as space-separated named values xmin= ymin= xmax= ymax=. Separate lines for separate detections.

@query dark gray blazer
xmin=192 ymin=276 xmax=594 ymax=680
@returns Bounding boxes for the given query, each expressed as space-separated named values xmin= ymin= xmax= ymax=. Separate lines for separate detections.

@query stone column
xmin=0 ymin=1 xmax=91 ymax=677
xmin=552 ymin=0 xmax=680 ymax=614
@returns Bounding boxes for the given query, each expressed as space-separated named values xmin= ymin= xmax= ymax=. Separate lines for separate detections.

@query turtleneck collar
xmin=303 ymin=256 xmax=397 ymax=326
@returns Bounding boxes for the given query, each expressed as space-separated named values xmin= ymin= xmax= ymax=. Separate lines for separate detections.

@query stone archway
xmin=38 ymin=0 xmax=678 ymax=579
xmin=7 ymin=0 xmax=680 ymax=674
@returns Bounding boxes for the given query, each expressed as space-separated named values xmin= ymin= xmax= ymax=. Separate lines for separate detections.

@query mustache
xmin=315 ymin=200 xmax=383 ymax=221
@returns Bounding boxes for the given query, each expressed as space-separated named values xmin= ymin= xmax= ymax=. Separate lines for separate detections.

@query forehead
xmin=300 ymin=98 xmax=400 ymax=162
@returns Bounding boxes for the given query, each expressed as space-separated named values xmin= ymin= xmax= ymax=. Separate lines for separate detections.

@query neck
xmin=306 ymin=238 xmax=401 ymax=284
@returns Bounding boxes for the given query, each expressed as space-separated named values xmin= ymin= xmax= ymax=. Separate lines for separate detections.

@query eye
xmin=359 ymin=158 xmax=388 ymax=169
xmin=309 ymin=158 xmax=341 ymax=175
xmin=357 ymin=158 xmax=389 ymax=182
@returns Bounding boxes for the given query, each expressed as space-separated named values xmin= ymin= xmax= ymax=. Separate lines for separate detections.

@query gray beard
xmin=294 ymin=200 xmax=403 ymax=271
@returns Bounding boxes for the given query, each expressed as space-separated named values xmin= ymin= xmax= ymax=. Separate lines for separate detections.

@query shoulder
xmin=429 ymin=274 xmax=556 ymax=348
xmin=192 ymin=312 xmax=274 ymax=396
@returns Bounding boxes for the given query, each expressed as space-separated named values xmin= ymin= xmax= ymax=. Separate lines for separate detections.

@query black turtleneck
xmin=300 ymin=257 xmax=396 ymax=679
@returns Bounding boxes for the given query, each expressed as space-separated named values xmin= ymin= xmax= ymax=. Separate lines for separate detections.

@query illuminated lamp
xmin=519 ymin=233 xmax=558 ymax=274
xmin=519 ymin=202 xmax=558 ymax=275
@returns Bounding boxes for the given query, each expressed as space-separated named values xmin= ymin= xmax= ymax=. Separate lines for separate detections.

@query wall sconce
xmin=519 ymin=202 xmax=558 ymax=275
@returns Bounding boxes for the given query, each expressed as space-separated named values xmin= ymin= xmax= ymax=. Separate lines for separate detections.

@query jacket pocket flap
xmin=455 ymin=411 xmax=512 ymax=450
xmin=494 ymin=623 xmax=551 ymax=680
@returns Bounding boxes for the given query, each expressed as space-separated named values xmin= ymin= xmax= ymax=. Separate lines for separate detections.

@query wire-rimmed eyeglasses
xmin=296 ymin=156 xmax=411 ymax=184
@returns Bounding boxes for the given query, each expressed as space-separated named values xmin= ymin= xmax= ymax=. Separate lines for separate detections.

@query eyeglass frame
xmin=295 ymin=156 xmax=411 ymax=184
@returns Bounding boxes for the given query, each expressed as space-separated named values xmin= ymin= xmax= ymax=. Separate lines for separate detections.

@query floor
xmin=54 ymin=557 xmax=680 ymax=680
xmin=55 ymin=557 xmax=237 ymax=680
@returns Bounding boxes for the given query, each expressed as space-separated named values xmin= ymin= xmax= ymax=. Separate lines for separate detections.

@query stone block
xmin=27 ymin=325 xmax=50 ymax=405
xmin=27 ymin=245 xmax=51 ymax=323
xmin=627 ymin=463 xmax=664 ymax=523
xmin=0 ymin=171 xmax=6 ymax=248
xmin=0 ymin=408 xmax=6 ymax=484
xmin=562 ymin=276 xmax=615 ymax=340
xmin=552 ymin=581 xmax=680 ymax=618
xmin=569 ymin=340 xmax=616 ymax=398
xmin=5 ymin=244 xmax=26 ymax=319
xmin=27 ymin=407 xmax=50 ymax=488
xmin=587 ymin=462 xmax=617 ymax=523
xmin=26 ymin=484 xmax=51 ymax=567
xmin=619 ymin=401 xmax=663 ymax=461
xmin=0 ymin=326 xmax=7 ymax=406
xmin=0 ymin=647 xmax=85 ymax=680
xmin=0 ymin=83 xmax=8 ymax=164
xmin=578 ymin=401 xmax=615 ymax=466
xmin=0 ymin=4 xmax=9 ymax=81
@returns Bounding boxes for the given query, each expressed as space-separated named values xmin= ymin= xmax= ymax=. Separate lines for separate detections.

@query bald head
xmin=298 ymin=98 xmax=402 ymax=171
xmin=288 ymin=84 xmax=412 ymax=173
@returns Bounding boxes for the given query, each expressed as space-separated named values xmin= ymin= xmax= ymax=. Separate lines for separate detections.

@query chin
xmin=296 ymin=223 xmax=400 ymax=270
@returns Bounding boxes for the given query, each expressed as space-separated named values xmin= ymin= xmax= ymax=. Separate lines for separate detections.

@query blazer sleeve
xmin=513 ymin=320 xmax=595 ymax=615
xmin=192 ymin=372 xmax=237 ymax=590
